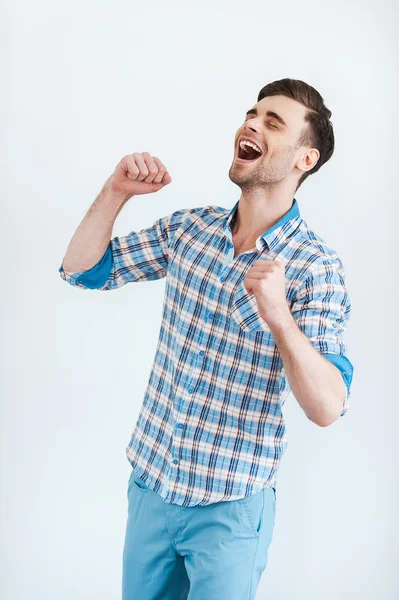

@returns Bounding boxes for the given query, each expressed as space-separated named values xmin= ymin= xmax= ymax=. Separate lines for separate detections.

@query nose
xmin=243 ymin=121 xmax=261 ymax=135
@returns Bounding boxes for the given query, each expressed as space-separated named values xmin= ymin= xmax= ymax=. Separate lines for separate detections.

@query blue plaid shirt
xmin=59 ymin=198 xmax=354 ymax=506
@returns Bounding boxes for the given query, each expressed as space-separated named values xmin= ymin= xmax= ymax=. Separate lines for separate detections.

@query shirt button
xmin=173 ymin=459 xmax=179 ymax=465
xmin=188 ymin=388 xmax=194 ymax=394
xmin=208 ymin=312 xmax=214 ymax=320
xmin=220 ymin=276 xmax=225 ymax=282
xmin=177 ymin=423 xmax=183 ymax=428
xmin=199 ymin=350 xmax=205 ymax=356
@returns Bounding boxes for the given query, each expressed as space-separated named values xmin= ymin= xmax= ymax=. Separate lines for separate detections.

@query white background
xmin=1 ymin=0 xmax=398 ymax=598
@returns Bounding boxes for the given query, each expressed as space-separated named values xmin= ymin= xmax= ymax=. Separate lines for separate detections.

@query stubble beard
xmin=228 ymin=145 xmax=298 ymax=192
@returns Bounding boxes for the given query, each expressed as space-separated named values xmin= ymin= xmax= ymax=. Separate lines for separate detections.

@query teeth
xmin=239 ymin=140 xmax=262 ymax=154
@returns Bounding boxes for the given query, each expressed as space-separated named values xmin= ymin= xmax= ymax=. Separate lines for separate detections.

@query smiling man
xmin=59 ymin=78 xmax=354 ymax=600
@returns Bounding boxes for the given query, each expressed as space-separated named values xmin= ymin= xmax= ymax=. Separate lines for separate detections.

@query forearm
xmin=62 ymin=176 xmax=128 ymax=272
xmin=269 ymin=311 xmax=346 ymax=426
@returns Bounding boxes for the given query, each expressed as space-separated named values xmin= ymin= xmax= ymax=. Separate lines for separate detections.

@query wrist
xmin=104 ymin=178 xmax=131 ymax=207
xmin=263 ymin=305 xmax=296 ymax=335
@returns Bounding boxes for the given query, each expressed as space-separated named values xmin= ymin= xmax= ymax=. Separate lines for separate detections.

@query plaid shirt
xmin=59 ymin=198 xmax=354 ymax=506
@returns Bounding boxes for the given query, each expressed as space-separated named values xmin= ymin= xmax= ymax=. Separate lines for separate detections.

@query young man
xmin=59 ymin=78 xmax=354 ymax=600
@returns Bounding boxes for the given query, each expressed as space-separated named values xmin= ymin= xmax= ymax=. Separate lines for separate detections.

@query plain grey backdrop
xmin=1 ymin=0 xmax=398 ymax=598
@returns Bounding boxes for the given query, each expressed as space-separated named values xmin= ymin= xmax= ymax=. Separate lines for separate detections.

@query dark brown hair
xmin=257 ymin=78 xmax=335 ymax=191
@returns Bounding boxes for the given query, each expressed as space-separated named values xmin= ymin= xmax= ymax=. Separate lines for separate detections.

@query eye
xmin=269 ymin=123 xmax=279 ymax=129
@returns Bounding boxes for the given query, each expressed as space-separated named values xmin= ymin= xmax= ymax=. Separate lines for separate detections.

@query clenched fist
xmin=109 ymin=152 xmax=172 ymax=201
xmin=243 ymin=258 xmax=292 ymax=329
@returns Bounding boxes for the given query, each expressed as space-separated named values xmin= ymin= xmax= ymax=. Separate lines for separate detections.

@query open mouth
xmin=237 ymin=139 xmax=263 ymax=162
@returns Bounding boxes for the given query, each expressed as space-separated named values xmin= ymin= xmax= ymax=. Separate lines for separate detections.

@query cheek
xmin=267 ymin=146 xmax=286 ymax=162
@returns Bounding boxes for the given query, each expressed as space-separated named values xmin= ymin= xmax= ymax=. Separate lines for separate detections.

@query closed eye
xmin=245 ymin=116 xmax=279 ymax=130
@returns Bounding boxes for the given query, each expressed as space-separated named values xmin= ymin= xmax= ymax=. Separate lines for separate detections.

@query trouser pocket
xmin=128 ymin=468 xmax=149 ymax=493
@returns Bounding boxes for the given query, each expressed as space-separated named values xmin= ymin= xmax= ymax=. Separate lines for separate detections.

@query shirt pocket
xmin=229 ymin=281 xmax=271 ymax=334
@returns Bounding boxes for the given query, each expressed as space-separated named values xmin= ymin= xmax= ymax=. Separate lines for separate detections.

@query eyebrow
xmin=245 ymin=108 xmax=287 ymax=127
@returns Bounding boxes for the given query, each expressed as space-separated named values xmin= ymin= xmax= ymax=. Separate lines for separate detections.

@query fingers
xmin=151 ymin=157 xmax=168 ymax=184
xmin=132 ymin=152 xmax=152 ymax=182
xmin=246 ymin=260 xmax=285 ymax=278
xmin=125 ymin=152 xmax=170 ymax=184
xmin=123 ymin=155 xmax=140 ymax=181
xmin=161 ymin=170 xmax=172 ymax=185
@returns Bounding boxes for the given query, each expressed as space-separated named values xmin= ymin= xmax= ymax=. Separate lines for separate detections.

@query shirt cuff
xmin=323 ymin=352 xmax=354 ymax=416
xmin=58 ymin=242 xmax=113 ymax=289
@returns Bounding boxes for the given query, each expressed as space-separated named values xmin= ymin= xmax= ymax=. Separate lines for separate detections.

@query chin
xmin=228 ymin=166 xmax=241 ymax=186
xmin=228 ymin=163 xmax=255 ymax=186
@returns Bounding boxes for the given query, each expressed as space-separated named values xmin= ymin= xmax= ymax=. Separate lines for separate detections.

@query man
xmin=59 ymin=77 xmax=354 ymax=599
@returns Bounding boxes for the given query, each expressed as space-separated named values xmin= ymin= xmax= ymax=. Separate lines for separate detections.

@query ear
xmin=297 ymin=148 xmax=320 ymax=173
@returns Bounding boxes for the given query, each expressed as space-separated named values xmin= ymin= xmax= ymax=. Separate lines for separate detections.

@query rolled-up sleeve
xmin=59 ymin=207 xmax=191 ymax=291
xmin=290 ymin=261 xmax=354 ymax=417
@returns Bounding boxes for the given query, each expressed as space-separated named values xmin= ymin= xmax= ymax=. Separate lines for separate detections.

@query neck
xmin=231 ymin=185 xmax=296 ymax=240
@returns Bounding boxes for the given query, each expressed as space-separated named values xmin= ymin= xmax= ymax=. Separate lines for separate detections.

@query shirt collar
xmin=221 ymin=197 xmax=301 ymax=252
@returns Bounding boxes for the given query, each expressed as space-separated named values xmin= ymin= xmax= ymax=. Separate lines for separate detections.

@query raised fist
xmin=109 ymin=152 xmax=172 ymax=200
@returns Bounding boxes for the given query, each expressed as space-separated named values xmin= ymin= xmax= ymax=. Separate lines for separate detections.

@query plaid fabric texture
xmin=59 ymin=198 xmax=354 ymax=506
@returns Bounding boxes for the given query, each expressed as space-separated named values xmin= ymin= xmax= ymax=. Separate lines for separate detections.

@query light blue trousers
xmin=122 ymin=468 xmax=277 ymax=600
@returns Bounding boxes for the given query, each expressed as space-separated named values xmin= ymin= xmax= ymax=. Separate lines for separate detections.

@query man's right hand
xmin=109 ymin=152 xmax=172 ymax=201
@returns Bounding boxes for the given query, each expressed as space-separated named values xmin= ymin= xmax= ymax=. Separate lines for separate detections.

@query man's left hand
xmin=243 ymin=259 xmax=293 ymax=330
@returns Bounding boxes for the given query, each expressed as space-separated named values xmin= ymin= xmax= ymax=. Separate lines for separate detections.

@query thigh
xmin=122 ymin=469 xmax=190 ymax=600
xmin=181 ymin=486 xmax=276 ymax=600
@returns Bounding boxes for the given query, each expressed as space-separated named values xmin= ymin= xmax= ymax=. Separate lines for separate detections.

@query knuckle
xmin=153 ymin=157 xmax=166 ymax=172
